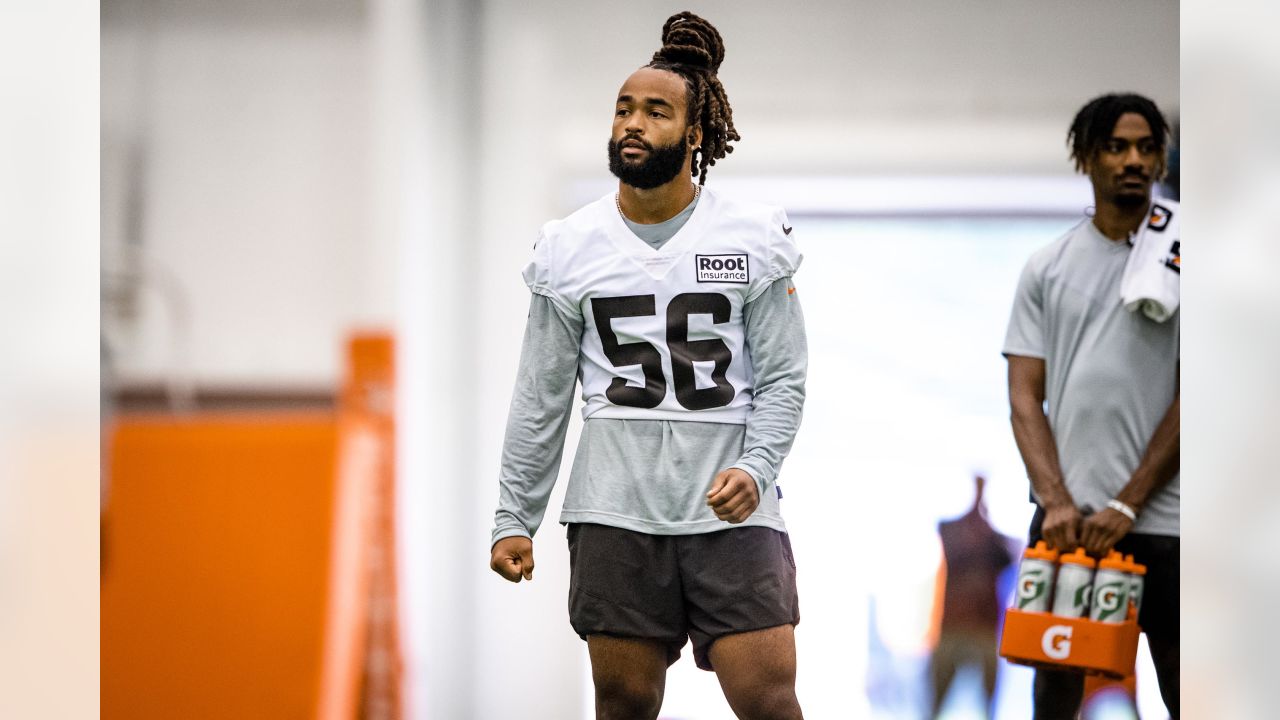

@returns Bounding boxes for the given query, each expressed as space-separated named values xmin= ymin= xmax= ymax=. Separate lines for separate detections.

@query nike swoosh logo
xmin=782 ymin=225 xmax=793 ymax=235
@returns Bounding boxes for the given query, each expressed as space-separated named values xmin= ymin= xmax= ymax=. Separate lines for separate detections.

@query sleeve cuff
xmin=1001 ymin=346 xmax=1045 ymax=359
xmin=728 ymin=458 xmax=774 ymax=500
xmin=491 ymin=526 xmax=533 ymax=549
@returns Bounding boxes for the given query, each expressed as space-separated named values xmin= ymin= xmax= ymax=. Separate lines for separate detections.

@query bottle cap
xmin=1023 ymin=540 xmax=1059 ymax=562
xmin=1124 ymin=553 xmax=1147 ymax=576
xmin=1099 ymin=550 xmax=1128 ymax=571
xmin=1058 ymin=547 xmax=1097 ymax=568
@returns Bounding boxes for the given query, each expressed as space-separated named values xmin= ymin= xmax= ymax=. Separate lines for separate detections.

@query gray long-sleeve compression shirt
xmin=491 ymin=278 xmax=807 ymax=545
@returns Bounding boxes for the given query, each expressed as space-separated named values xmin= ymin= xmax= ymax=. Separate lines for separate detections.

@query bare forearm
xmin=1115 ymin=393 xmax=1180 ymax=512
xmin=1010 ymin=400 xmax=1073 ymax=509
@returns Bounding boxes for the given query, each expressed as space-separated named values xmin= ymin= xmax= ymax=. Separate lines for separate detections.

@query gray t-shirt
xmin=621 ymin=193 xmax=699 ymax=248
xmin=1003 ymin=219 xmax=1179 ymax=536
xmin=491 ymin=193 xmax=808 ymax=544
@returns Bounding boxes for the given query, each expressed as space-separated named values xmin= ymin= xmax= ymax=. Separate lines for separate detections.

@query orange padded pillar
xmin=102 ymin=332 xmax=404 ymax=720
xmin=102 ymin=413 xmax=339 ymax=719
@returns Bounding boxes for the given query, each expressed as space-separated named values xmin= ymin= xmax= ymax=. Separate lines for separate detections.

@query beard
xmin=1107 ymin=169 xmax=1154 ymax=208
xmin=607 ymin=135 xmax=689 ymax=189
xmin=1112 ymin=184 xmax=1152 ymax=208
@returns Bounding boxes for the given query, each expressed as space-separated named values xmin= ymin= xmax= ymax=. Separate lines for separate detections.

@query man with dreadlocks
xmin=488 ymin=11 xmax=806 ymax=720
xmin=1003 ymin=92 xmax=1180 ymax=719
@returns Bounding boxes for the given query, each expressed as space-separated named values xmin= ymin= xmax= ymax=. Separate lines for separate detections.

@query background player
xmin=1003 ymin=93 xmax=1180 ymax=719
xmin=928 ymin=474 xmax=1015 ymax=718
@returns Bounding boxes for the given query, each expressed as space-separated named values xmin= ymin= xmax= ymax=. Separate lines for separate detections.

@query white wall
xmin=102 ymin=1 xmax=381 ymax=390
xmin=495 ymin=0 xmax=1179 ymax=182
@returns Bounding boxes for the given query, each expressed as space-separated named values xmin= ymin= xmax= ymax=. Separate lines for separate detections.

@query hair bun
xmin=651 ymin=12 xmax=724 ymax=73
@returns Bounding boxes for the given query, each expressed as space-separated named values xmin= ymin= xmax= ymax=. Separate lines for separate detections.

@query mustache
xmin=1118 ymin=171 xmax=1150 ymax=182
xmin=617 ymin=136 xmax=652 ymax=151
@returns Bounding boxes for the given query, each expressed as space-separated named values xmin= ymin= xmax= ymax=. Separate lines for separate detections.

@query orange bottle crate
xmin=999 ymin=607 xmax=1140 ymax=679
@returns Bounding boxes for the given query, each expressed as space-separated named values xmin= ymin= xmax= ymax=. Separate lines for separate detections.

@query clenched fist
xmin=490 ymin=536 xmax=535 ymax=582
xmin=706 ymin=468 xmax=760 ymax=524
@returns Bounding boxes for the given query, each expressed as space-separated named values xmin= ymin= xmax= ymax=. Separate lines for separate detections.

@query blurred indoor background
xmin=99 ymin=1 xmax=1178 ymax=718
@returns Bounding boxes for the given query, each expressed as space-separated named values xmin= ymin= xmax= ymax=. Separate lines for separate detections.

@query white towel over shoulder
xmin=1121 ymin=198 xmax=1181 ymax=322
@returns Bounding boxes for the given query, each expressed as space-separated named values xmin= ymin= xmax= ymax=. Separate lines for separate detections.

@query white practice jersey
xmin=523 ymin=186 xmax=803 ymax=424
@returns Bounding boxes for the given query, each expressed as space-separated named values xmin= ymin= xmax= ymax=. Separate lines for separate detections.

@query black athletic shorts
xmin=1027 ymin=505 xmax=1179 ymax=645
xmin=566 ymin=522 xmax=800 ymax=671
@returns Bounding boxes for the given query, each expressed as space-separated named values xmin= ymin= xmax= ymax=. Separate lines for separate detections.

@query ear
xmin=687 ymin=123 xmax=703 ymax=149
xmin=1153 ymin=152 xmax=1168 ymax=181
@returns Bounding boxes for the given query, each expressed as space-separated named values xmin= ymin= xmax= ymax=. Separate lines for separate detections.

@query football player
xmin=489 ymin=12 xmax=808 ymax=719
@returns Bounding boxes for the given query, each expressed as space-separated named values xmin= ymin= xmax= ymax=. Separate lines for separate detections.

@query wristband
xmin=1106 ymin=499 xmax=1137 ymax=522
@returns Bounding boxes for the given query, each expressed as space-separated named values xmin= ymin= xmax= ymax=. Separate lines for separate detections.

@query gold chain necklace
xmin=616 ymin=184 xmax=701 ymax=220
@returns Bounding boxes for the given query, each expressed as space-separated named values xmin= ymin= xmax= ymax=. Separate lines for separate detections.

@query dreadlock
xmin=646 ymin=11 xmax=740 ymax=185
xmin=1067 ymin=93 xmax=1170 ymax=177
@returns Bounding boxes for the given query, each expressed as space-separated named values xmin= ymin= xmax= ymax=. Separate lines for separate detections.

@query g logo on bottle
xmin=1017 ymin=570 xmax=1046 ymax=608
xmin=1041 ymin=625 xmax=1073 ymax=660
xmin=1093 ymin=581 xmax=1127 ymax=622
